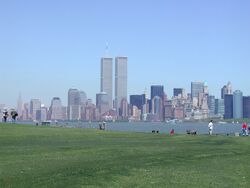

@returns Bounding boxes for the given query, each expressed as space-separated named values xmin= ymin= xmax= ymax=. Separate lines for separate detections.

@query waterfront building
xmin=68 ymin=89 xmax=81 ymax=120
xmin=17 ymin=93 xmax=23 ymax=120
xmin=41 ymin=105 xmax=47 ymax=121
xmin=30 ymin=99 xmax=41 ymax=121
xmin=221 ymin=82 xmax=233 ymax=99
xmin=50 ymin=97 xmax=62 ymax=120
xmin=115 ymin=57 xmax=128 ymax=116
xmin=215 ymin=99 xmax=224 ymax=118
xmin=96 ymin=92 xmax=109 ymax=116
xmin=191 ymin=82 xmax=204 ymax=99
xmin=130 ymin=94 xmax=146 ymax=112
xmin=152 ymin=96 xmax=163 ymax=121
xmin=101 ymin=57 xmax=113 ymax=110
xmin=174 ymin=107 xmax=184 ymax=119
xmin=224 ymin=94 xmax=233 ymax=119
xmin=233 ymin=90 xmax=243 ymax=119
xmin=243 ymin=96 xmax=250 ymax=118
xmin=208 ymin=96 xmax=215 ymax=116
xmin=151 ymin=85 xmax=164 ymax=101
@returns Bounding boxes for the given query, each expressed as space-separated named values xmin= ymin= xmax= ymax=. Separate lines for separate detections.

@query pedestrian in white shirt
xmin=208 ymin=120 xmax=213 ymax=135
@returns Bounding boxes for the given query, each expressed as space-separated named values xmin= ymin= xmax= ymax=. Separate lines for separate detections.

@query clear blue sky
xmin=0 ymin=0 xmax=250 ymax=107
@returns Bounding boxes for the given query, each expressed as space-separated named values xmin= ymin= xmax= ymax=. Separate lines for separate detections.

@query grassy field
xmin=0 ymin=123 xmax=250 ymax=188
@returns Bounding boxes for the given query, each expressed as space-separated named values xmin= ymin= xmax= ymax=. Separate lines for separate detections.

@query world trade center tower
xmin=115 ymin=57 xmax=128 ymax=115
xmin=101 ymin=57 xmax=113 ymax=110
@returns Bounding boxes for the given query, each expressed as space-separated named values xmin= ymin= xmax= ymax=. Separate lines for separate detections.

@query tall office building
xmin=130 ymin=94 xmax=146 ymax=112
xmin=50 ymin=97 xmax=62 ymax=120
xmin=191 ymin=82 xmax=204 ymax=99
xmin=151 ymin=96 xmax=163 ymax=121
xmin=215 ymin=99 xmax=224 ymax=117
xmin=243 ymin=96 xmax=250 ymax=118
xmin=101 ymin=57 xmax=113 ymax=110
xmin=208 ymin=96 xmax=215 ymax=116
xmin=30 ymin=99 xmax=41 ymax=121
xmin=150 ymin=85 xmax=164 ymax=120
xmin=17 ymin=93 xmax=23 ymax=119
xmin=224 ymin=94 xmax=233 ymax=119
xmin=68 ymin=89 xmax=81 ymax=120
xmin=173 ymin=88 xmax=184 ymax=98
xmin=221 ymin=82 xmax=233 ymax=99
xmin=79 ymin=91 xmax=87 ymax=105
xmin=96 ymin=92 xmax=109 ymax=116
xmin=233 ymin=90 xmax=243 ymax=119
xmin=115 ymin=57 xmax=128 ymax=116
xmin=151 ymin=85 xmax=164 ymax=101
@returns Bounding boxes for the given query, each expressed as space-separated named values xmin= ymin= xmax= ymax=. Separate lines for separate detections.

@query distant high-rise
xmin=173 ymin=88 xmax=184 ymax=98
xmin=115 ymin=57 xmax=128 ymax=116
xmin=130 ymin=94 xmax=146 ymax=112
xmin=17 ymin=92 xmax=23 ymax=119
xmin=150 ymin=85 xmax=164 ymax=119
xmin=30 ymin=99 xmax=41 ymax=121
xmin=215 ymin=99 xmax=224 ymax=117
xmin=221 ymin=82 xmax=233 ymax=99
xmin=191 ymin=82 xmax=204 ymax=99
xmin=151 ymin=85 xmax=164 ymax=101
xmin=68 ymin=89 xmax=81 ymax=120
xmin=224 ymin=94 xmax=233 ymax=119
xmin=96 ymin=92 xmax=109 ymax=116
xmin=208 ymin=96 xmax=215 ymax=116
xmin=79 ymin=91 xmax=87 ymax=105
xmin=101 ymin=57 xmax=113 ymax=110
xmin=50 ymin=97 xmax=62 ymax=120
xmin=233 ymin=90 xmax=243 ymax=119
xmin=243 ymin=96 xmax=250 ymax=118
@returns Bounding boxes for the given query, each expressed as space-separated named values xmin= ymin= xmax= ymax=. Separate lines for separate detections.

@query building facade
xmin=101 ymin=57 xmax=113 ymax=110
xmin=243 ymin=96 xmax=250 ymax=118
xmin=224 ymin=94 xmax=233 ymax=119
xmin=233 ymin=90 xmax=243 ymax=119
xmin=115 ymin=57 xmax=128 ymax=116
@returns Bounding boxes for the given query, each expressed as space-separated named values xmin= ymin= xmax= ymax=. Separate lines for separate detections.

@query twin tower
xmin=100 ymin=56 xmax=128 ymax=116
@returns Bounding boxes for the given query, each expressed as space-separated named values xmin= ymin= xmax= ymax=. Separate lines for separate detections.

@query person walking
xmin=208 ymin=120 xmax=213 ymax=135
xmin=242 ymin=122 xmax=247 ymax=136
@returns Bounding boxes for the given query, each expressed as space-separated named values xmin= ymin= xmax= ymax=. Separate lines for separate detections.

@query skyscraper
xmin=50 ymin=97 xmax=62 ymax=120
xmin=191 ymin=82 xmax=204 ymax=99
xmin=150 ymin=85 xmax=164 ymax=120
xmin=233 ymin=90 xmax=243 ymax=119
xmin=208 ymin=96 xmax=215 ymax=116
xmin=151 ymin=85 xmax=164 ymax=101
xmin=115 ymin=57 xmax=128 ymax=116
xmin=215 ymin=99 xmax=224 ymax=117
xmin=224 ymin=94 xmax=233 ymax=119
xmin=101 ymin=57 xmax=113 ymax=110
xmin=17 ymin=93 xmax=23 ymax=120
xmin=130 ymin=94 xmax=146 ymax=112
xmin=173 ymin=88 xmax=184 ymax=98
xmin=68 ymin=89 xmax=81 ymax=120
xmin=30 ymin=99 xmax=41 ymax=121
xmin=243 ymin=96 xmax=250 ymax=118
xmin=221 ymin=82 xmax=233 ymax=99
xmin=96 ymin=92 xmax=109 ymax=116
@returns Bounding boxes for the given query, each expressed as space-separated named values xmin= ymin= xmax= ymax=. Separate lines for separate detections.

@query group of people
xmin=208 ymin=120 xmax=250 ymax=136
xmin=2 ymin=110 xmax=18 ymax=122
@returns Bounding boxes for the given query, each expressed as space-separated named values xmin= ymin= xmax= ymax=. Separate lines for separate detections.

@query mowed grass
xmin=0 ymin=123 xmax=250 ymax=188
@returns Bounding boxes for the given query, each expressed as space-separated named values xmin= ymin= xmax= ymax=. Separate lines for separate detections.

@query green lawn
xmin=0 ymin=123 xmax=250 ymax=188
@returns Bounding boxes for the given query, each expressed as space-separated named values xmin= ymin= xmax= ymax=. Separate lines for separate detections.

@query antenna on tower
xmin=105 ymin=42 xmax=109 ymax=57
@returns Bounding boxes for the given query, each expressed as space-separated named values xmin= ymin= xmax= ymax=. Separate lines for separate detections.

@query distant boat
xmin=218 ymin=121 xmax=227 ymax=124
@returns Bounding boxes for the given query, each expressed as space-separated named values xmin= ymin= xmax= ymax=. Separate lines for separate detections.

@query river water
xmin=26 ymin=121 xmax=245 ymax=135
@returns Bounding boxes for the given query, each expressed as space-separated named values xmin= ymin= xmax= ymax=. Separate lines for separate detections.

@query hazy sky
xmin=0 ymin=0 xmax=250 ymax=107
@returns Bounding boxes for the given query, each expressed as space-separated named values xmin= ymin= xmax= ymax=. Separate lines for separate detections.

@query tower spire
xmin=105 ymin=42 xmax=109 ymax=57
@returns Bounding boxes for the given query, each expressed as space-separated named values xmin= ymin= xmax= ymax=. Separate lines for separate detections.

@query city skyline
xmin=1 ymin=0 xmax=250 ymax=107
